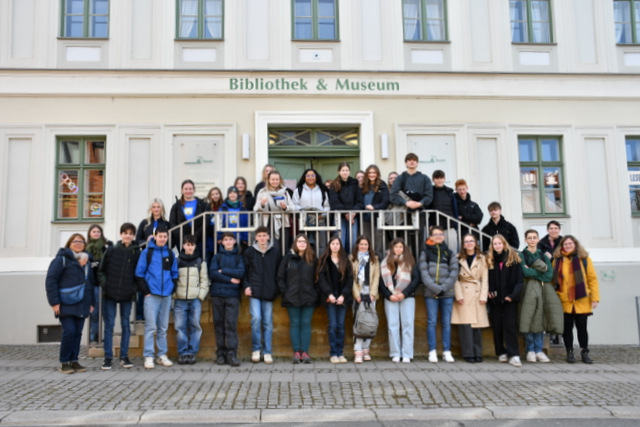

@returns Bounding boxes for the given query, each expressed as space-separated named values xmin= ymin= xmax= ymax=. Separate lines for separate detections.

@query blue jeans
xmin=249 ymin=298 xmax=273 ymax=355
xmin=174 ymin=299 xmax=203 ymax=356
xmin=143 ymin=294 xmax=172 ymax=358
xmin=90 ymin=287 xmax=101 ymax=342
xmin=287 ymin=306 xmax=314 ymax=353
xmin=525 ymin=332 xmax=544 ymax=353
xmin=425 ymin=297 xmax=454 ymax=352
xmin=326 ymin=303 xmax=347 ymax=357
xmin=59 ymin=316 xmax=86 ymax=363
xmin=340 ymin=216 xmax=359 ymax=253
xmin=102 ymin=298 xmax=132 ymax=359
xmin=385 ymin=297 xmax=416 ymax=359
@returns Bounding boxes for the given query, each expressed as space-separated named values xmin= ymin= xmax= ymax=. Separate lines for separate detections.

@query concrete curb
xmin=373 ymin=407 xmax=493 ymax=420
xmin=486 ymin=405 xmax=613 ymax=419
xmin=140 ymin=409 xmax=261 ymax=424
xmin=0 ymin=410 xmax=142 ymax=425
xmin=260 ymin=408 xmax=376 ymax=423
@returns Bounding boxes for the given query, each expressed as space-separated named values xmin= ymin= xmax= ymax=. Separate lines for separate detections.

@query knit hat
xmin=227 ymin=186 xmax=239 ymax=196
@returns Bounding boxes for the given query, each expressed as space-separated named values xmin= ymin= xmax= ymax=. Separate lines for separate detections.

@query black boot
xmin=227 ymin=352 xmax=241 ymax=367
xmin=581 ymin=348 xmax=593 ymax=364
xmin=566 ymin=348 xmax=576 ymax=363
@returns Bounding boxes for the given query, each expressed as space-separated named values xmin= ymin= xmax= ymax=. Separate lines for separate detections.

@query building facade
xmin=0 ymin=0 xmax=639 ymax=346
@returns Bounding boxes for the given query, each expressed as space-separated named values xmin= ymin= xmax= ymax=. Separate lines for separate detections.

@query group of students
xmin=44 ymin=153 xmax=600 ymax=373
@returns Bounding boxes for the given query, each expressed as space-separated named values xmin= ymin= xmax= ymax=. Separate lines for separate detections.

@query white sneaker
xmin=156 ymin=355 xmax=173 ymax=367
xmin=428 ymin=350 xmax=438 ymax=363
xmin=251 ymin=351 xmax=261 ymax=363
xmin=391 ymin=356 xmax=400 ymax=363
xmin=536 ymin=352 xmax=550 ymax=363
xmin=509 ymin=356 xmax=522 ymax=367
xmin=330 ymin=356 xmax=340 ymax=364
xmin=443 ymin=351 xmax=455 ymax=363
xmin=263 ymin=354 xmax=273 ymax=364
xmin=144 ymin=357 xmax=154 ymax=369
xmin=498 ymin=354 xmax=508 ymax=362
xmin=402 ymin=357 xmax=411 ymax=363
xmin=526 ymin=351 xmax=537 ymax=363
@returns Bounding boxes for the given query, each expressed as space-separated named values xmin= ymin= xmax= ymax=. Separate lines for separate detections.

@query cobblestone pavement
xmin=0 ymin=345 xmax=639 ymax=424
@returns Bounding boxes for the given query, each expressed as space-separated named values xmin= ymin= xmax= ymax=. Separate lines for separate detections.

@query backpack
xmin=353 ymin=301 xmax=379 ymax=338
xmin=145 ymin=246 xmax=175 ymax=273
xmin=296 ymin=185 xmax=327 ymax=206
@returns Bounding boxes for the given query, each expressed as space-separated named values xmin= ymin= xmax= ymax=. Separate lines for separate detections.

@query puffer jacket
xmin=451 ymin=253 xmax=489 ymax=328
xmin=209 ymin=245 xmax=245 ymax=299
xmin=134 ymin=239 xmax=178 ymax=297
xmin=351 ymin=256 xmax=380 ymax=301
xmin=277 ymin=251 xmax=318 ymax=307
xmin=97 ymin=241 xmax=141 ymax=302
xmin=518 ymin=249 xmax=563 ymax=334
xmin=419 ymin=240 xmax=458 ymax=299
xmin=174 ymin=251 xmax=209 ymax=301
xmin=552 ymin=254 xmax=600 ymax=315
xmin=45 ymin=248 xmax=96 ymax=318
xmin=243 ymin=239 xmax=282 ymax=301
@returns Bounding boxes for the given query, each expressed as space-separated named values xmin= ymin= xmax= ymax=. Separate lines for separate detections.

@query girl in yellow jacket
xmin=552 ymin=235 xmax=600 ymax=364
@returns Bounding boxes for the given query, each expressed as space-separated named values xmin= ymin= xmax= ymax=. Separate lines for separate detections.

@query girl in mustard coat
xmin=552 ymin=235 xmax=600 ymax=364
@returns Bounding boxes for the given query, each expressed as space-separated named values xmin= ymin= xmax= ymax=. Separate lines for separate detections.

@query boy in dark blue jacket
xmin=209 ymin=232 xmax=245 ymax=366
xmin=135 ymin=225 xmax=178 ymax=370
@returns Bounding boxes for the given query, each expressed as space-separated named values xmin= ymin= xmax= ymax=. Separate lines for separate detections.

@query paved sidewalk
xmin=0 ymin=345 xmax=639 ymax=425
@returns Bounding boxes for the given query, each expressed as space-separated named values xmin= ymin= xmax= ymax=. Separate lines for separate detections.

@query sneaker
xmin=120 ymin=357 xmax=133 ymax=369
xmin=178 ymin=355 xmax=188 ymax=365
xmin=301 ymin=352 xmax=312 ymax=364
xmin=292 ymin=352 xmax=301 ymax=364
xmin=59 ymin=363 xmax=74 ymax=374
xmin=509 ymin=356 xmax=522 ymax=367
xmin=443 ymin=351 xmax=455 ymax=363
xmin=391 ymin=356 xmax=400 ymax=363
xmin=581 ymin=349 xmax=593 ymax=364
xmin=464 ymin=357 xmax=476 ymax=363
xmin=354 ymin=351 xmax=363 ymax=364
xmin=228 ymin=354 xmax=241 ymax=367
xmin=363 ymin=349 xmax=372 ymax=361
xmin=144 ymin=357 xmax=155 ymax=369
xmin=536 ymin=352 xmax=550 ymax=363
xmin=215 ymin=355 xmax=227 ymax=365
xmin=101 ymin=358 xmax=112 ymax=370
xmin=402 ymin=357 xmax=411 ymax=363
xmin=187 ymin=355 xmax=197 ymax=365
xmin=330 ymin=356 xmax=340 ymax=364
xmin=156 ymin=355 xmax=173 ymax=367
xmin=338 ymin=355 xmax=348 ymax=364
xmin=526 ymin=351 xmax=537 ymax=363
xmin=263 ymin=354 xmax=273 ymax=365
xmin=428 ymin=350 xmax=438 ymax=363
xmin=498 ymin=354 xmax=508 ymax=363
xmin=71 ymin=361 xmax=86 ymax=373
xmin=251 ymin=351 xmax=261 ymax=363
xmin=474 ymin=356 xmax=483 ymax=363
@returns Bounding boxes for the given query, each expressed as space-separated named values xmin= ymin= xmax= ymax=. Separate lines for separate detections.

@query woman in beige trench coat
xmin=451 ymin=233 xmax=489 ymax=363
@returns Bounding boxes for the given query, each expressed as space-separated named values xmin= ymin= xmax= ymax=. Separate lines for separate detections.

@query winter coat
xmin=293 ymin=183 xmax=330 ymax=212
xmin=451 ymin=254 xmax=489 ymax=328
xmin=428 ymin=185 xmax=459 ymax=227
xmin=487 ymin=251 xmax=523 ymax=304
xmin=254 ymin=187 xmax=296 ymax=229
xmin=209 ymin=246 xmax=245 ymax=299
xmin=174 ymin=251 xmax=209 ymax=301
xmin=169 ymin=197 xmax=207 ymax=246
xmin=277 ymin=252 xmax=318 ymax=307
xmin=136 ymin=217 xmax=170 ymax=245
xmin=455 ymin=193 xmax=483 ymax=229
xmin=389 ymin=171 xmax=433 ymax=210
xmin=379 ymin=264 xmax=421 ymax=300
xmin=419 ymin=240 xmax=459 ymax=299
xmin=218 ymin=200 xmax=249 ymax=243
xmin=362 ymin=181 xmax=390 ymax=222
xmin=537 ymin=234 xmax=562 ymax=260
xmin=329 ymin=177 xmax=364 ymax=211
xmin=317 ymin=257 xmax=354 ymax=305
xmin=134 ymin=239 xmax=178 ymax=297
xmin=97 ymin=241 xmax=141 ymax=302
xmin=45 ymin=248 xmax=96 ymax=318
xmin=481 ymin=215 xmax=520 ymax=250
xmin=243 ymin=239 xmax=282 ymax=301
xmin=552 ymin=255 xmax=600 ymax=315
xmin=351 ymin=256 xmax=380 ymax=301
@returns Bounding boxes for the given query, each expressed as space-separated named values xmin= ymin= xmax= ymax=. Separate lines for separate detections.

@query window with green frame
xmin=292 ymin=0 xmax=338 ymax=40
xmin=177 ymin=0 xmax=223 ymax=40
xmin=269 ymin=128 xmax=358 ymax=156
xmin=626 ymin=137 xmax=640 ymax=215
xmin=55 ymin=137 xmax=106 ymax=221
xmin=614 ymin=0 xmax=640 ymax=44
xmin=60 ymin=0 xmax=109 ymax=38
xmin=518 ymin=136 xmax=565 ymax=216
xmin=402 ymin=0 xmax=447 ymax=42
xmin=510 ymin=0 xmax=552 ymax=43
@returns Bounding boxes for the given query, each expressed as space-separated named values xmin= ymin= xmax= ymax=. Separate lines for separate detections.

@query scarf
xmin=553 ymin=251 xmax=587 ymax=301
xmin=262 ymin=187 xmax=289 ymax=239
xmin=381 ymin=255 xmax=412 ymax=293
xmin=86 ymin=237 xmax=107 ymax=261
xmin=357 ymin=251 xmax=370 ymax=288
xmin=225 ymin=198 xmax=240 ymax=209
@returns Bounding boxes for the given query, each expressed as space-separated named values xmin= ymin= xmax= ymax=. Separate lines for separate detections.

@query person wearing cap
xmin=219 ymin=186 xmax=249 ymax=250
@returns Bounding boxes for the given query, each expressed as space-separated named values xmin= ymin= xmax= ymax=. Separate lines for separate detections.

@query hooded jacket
xmin=45 ymin=248 xmax=96 ymax=318
xmin=419 ymin=239 xmax=459 ymax=299
xmin=481 ymin=215 xmax=520 ymax=250
xmin=174 ymin=250 xmax=209 ymax=301
xmin=454 ymin=192 xmax=483 ymax=228
xmin=218 ymin=199 xmax=249 ymax=243
xmin=389 ymin=171 xmax=433 ymax=210
xmin=277 ymin=251 xmax=318 ymax=307
xmin=97 ymin=241 xmax=141 ymax=302
xmin=135 ymin=239 xmax=178 ymax=297
xmin=243 ymin=239 xmax=282 ymax=301
xmin=209 ymin=245 xmax=245 ymax=299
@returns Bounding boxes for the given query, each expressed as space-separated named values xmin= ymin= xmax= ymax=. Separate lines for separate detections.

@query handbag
xmin=384 ymin=191 xmax=410 ymax=226
xmin=59 ymin=283 xmax=85 ymax=305
xmin=353 ymin=301 xmax=379 ymax=338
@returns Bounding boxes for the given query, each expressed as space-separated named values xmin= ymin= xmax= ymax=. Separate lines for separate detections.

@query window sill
xmin=292 ymin=39 xmax=341 ymax=43
xmin=523 ymin=214 xmax=570 ymax=218
xmin=404 ymin=40 xmax=450 ymax=44
xmin=57 ymin=37 xmax=109 ymax=41
xmin=511 ymin=42 xmax=556 ymax=46
xmin=175 ymin=38 xmax=224 ymax=42
xmin=51 ymin=219 xmax=104 ymax=224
